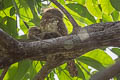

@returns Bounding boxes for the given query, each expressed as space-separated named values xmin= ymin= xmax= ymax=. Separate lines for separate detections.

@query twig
xmin=0 ymin=67 xmax=9 ymax=80
xmin=50 ymin=0 xmax=80 ymax=34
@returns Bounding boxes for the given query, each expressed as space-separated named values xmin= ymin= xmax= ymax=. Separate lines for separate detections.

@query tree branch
xmin=0 ymin=21 xmax=120 ymax=79
xmin=0 ymin=28 xmax=19 ymax=49
xmin=90 ymin=61 xmax=120 ymax=80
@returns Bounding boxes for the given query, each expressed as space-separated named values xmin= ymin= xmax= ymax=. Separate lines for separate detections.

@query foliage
xmin=0 ymin=0 xmax=120 ymax=80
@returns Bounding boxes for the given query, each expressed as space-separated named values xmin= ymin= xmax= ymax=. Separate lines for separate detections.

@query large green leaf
xmin=56 ymin=64 xmax=74 ymax=80
xmin=1 ymin=16 xmax=18 ymax=38
xmin=18 ymin=0 xmax=40 ymax=26
xmin=28 ymin=61 xmax=42 ymax=80
xmin=19 ymin=7 xmax=33 ymax=21
xmin=12 ymin=60 xmax=32 ymax=80
xmin=66 ymin=3 xmax=96 ymax=23
xmin=6 ymin=17 xmax=18 ymax=38
xmin=83 ymin=49 xmax=115 ymax=67
xmin=86 ymin=0 xmax=102 ymax=18
xmin=57 ymin=68 xmax=73 ymax=80
xmin=26 ymin=0 xmax=40 ymax=26
xmin=0 ymin=7 xmax=14 ymax=17
xmin=4 ymin=63 xmax=18 ymax=80
xmin=72 ymin=14 xmax=94 ymax=26
xmin=77 ymin=56 xmax=105 ymax=70
xmin=99 ymin=0 xmax=114 ymax=15
xmin=20 ymin=61 xmax=42 ymax=80
xmin=110 ymin=0 xmax=120 ymax=11
xmin=64 ymin=6 xmax=94 ymax=26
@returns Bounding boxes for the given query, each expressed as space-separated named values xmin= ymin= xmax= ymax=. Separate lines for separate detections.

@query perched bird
xmin=40 ymin=8 xmax=68 ymax=38
xmin=28 ymin=8 xmax=78 ymax=78
xmin=28 ymin=27 xmax=42 ymax=40
xmin=28 ymin=8 xmax=68 ymax=39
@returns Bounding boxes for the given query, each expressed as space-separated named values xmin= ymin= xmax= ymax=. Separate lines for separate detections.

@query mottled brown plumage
xmin=28 ymin=8 xmax=78 ymax=78
xmin=28 ymin=27 xmax=41 ymax=40
xmin=40 ymin=8 xmax=68 ymax=37
xmin=28 ymin=8 xmax=68 ymax=40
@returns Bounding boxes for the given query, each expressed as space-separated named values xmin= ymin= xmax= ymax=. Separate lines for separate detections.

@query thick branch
xmin=22 ymin=22 xmax=120 ymax=58
xmin=0 ymin=21 xmax=120 ymax=78
xmin=90 ymin=61 xmax=120 ymax=80
xmin=0 ymin=29 xmax=26 ymax=68
xmin=0 ymin=28 xmax=19 ymax=49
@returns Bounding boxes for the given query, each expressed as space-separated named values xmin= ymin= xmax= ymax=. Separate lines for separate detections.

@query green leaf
xmin=28 ymin=61 xmax=42 ymax=80
xmin=35 ymin=0 xmax=42 ymax=14
xmin=64 ymin=6 xmax=94 ymax=27
xmin=0 ymin=7 xmax=12 ymax=17
xmin=102 ymin=13 xmax=113 ymax=22
xmin=13 ymin=60 xmax=32 ymax=80
xmin=26 ymin=0 xmax=40 ymax=26
xmin=76 ymin=64 xmax=85 ymax=79
xmin=18 ymin=0 xmax=29 ymax=9
xmin=4 ymin=63 xmax=18 ymax=80
xmin=10 ymin=7 xmax=15 ymax=16
xmin=77 ymin=62 xmax=91 ymax=80
xmin=111 ymin=10 xmax=120 ymax=21
xmin=19 ymin=7 xmax=33 ymax=20
xmin=77 ymin=56 xmax=105 ymax=70
xmin=6 ymin=17 xmax=18 ymax=38
xmin=66 ymin=3 xmax=96 ymax=23
xmin=72 ymin=14 xmax=93 ymax=26
xmin=99 ymin=0 xmax=114 ymax=15
xmin=0 ymin=0 xmax=13 ymax=10
xmin=83 ymin=49 xmax=115 ymax=67
xmin=57 ymin=69 xmax=72 ymax=80
xmin=111 ymin=48 xmax=120 ymax=56
xmin=110 ymin=0 xmax=120 ymax=11
xmin=56 ymin=64 xmax=74 ymax=80
xmin=86 ymin=0 xmax=102 ymax=18
xmin=1 ymin=16 xmax=18 ymax=38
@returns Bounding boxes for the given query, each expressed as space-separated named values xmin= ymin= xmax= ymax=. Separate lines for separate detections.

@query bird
xmin=28 ymin=8 xmax=78 ymax=78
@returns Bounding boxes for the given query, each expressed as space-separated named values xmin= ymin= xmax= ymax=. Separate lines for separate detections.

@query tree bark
xmin=0 ymin=21 xmax=120 ymax=79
